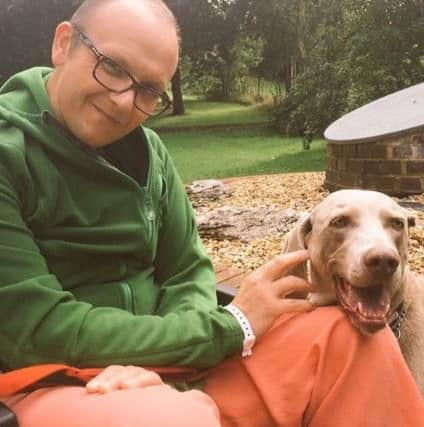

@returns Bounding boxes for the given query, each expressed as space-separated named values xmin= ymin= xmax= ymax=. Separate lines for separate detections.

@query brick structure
xmin=324 ymin=83 xmax=424 ymax=196
xmin=325 ymin=131 xmax=424 ymax=195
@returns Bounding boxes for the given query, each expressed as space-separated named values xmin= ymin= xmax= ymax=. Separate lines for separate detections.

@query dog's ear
xmin=283 ymin=214 xmax=312 ymax=252
xmin=282 ymin=214 xmax=312 ymax=280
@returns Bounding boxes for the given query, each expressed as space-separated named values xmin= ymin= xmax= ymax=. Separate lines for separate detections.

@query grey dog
xmin=284 ymin=189 xmax=424 ymax=395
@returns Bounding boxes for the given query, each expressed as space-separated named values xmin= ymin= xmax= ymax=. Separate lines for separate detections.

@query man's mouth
xmin=92 ymin=104 xmax=121 ymax=124
xmin=334 ymin=276 xmax=391 ymax=334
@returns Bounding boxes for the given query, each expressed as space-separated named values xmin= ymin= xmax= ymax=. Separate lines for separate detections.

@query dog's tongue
xmin=352 ymin=286 xmax=390 ymax=319
xmin=337 ymin=279 xmax=391 ymax=321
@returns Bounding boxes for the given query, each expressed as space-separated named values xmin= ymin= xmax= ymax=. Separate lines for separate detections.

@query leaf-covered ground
xmin=195 ymin=172 xmax=424 ymax=274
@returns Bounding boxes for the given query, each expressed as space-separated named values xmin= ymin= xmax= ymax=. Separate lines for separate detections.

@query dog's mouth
xmin=334 ymin=276 xmax=391 ymax=334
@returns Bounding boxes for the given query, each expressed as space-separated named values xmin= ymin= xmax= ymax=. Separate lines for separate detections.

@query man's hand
xmin=86 ymin=365 xmax=163 ymax=394
xmin=231 ymin=250 xmax=314 ymax=338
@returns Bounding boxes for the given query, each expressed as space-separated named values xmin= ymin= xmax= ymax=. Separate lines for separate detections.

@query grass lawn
xmin=160 ymin=127 xmax=326 ymax=183
xmin=147 ymin=99 xmax=272 ymax=130
xmin=146 ymin=98 xmax=326 ymax=183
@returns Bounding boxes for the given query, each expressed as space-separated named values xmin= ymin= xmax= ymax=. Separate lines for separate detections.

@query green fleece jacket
xmin=0 ymin=67 xmax=242 ymax=370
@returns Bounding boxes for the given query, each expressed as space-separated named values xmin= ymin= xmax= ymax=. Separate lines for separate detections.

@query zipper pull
xmin=145 ymin=197 xmax=155 ymax=221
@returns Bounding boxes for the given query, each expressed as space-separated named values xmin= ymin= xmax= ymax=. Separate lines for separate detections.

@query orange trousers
xmin=3 ymin=307 xmax=423 ymax=427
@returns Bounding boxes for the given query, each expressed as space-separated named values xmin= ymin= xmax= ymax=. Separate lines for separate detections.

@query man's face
xmin=48 ymin=1 xmax=179 ymax=147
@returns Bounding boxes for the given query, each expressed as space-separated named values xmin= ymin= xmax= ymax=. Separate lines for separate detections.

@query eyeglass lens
xmin=95 ymin=58 xmax=168 ymax=115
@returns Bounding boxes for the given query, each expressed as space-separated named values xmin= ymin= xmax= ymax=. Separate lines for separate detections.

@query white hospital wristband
xmin=224 ymin=303 xmax=256 ymax=357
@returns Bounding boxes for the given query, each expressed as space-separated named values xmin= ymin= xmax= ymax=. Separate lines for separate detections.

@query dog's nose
xmin=364 ymin=249 xmax=400 ymax=276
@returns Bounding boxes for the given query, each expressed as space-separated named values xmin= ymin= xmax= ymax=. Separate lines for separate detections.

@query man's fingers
xmin=256 ymin=250 xmax=309 ymax=281
xmin=86 ymin=366 xmax=163 ymax=394
xmin=273 ymin=275 xmax=313 ymax=298
xmin=118 ymin=369 xmax=162 ymax=389
xmin=86 ymin=366 xmax=118 ymax=393
xmin=86 ymin=380 xmax=113 ymax=394
xmin=123 ymin=373 xmax=163 ymax=389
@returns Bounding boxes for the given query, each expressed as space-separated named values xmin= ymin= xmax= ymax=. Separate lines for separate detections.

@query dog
xmin=283 ymin=189 xmax=424 ymax=395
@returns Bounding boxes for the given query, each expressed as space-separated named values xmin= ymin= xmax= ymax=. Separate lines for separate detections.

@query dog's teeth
xmin=358 ymin=303 xmax=373 ymax=317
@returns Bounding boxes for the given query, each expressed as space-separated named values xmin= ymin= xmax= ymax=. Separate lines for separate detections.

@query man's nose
xmin=108 ymin=89 xmax=135 ymax=111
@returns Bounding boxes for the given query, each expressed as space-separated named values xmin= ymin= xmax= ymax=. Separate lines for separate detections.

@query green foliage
xmin=179 ymin=34 xmax=265 ymax=102
xmin=238 ymin=76 xmax=283 ymax=105
xmin=170 ymin=0 xmax=267 ymax=102
xmin=178 ymin=54 xmax=224 ymax=100
xmin=275 ymin=0 xmax=424 ymax=138
xmin=343 ymin=0 xmax=424 ymax=110
xmin=248 ymin=0 xmax=303 ymax=90
xmin=2 ymin=0 xmax=422 ymax=138
xmin=227 ymin=35 xmax=265 ymax=102
xmin=274 ymin=62 xmax=349 ymax=137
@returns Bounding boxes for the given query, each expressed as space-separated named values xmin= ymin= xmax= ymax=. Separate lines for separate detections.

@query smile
xmin=92 ymin=104 xmax=121 ymax=124
xmin=334 ymin=276 xmax=391 ymax=333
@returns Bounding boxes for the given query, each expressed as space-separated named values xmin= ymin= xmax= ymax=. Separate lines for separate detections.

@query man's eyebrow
xmin=143 ymin=82 xmax=165 ymax=92
xmin=107 ymin=54 xmax=165 ymax=92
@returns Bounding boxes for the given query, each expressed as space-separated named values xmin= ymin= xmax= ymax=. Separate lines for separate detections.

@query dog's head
xmin=283 ymin=189 xmax=416 ymax=334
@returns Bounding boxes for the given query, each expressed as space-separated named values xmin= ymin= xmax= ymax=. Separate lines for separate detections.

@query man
xmin=0 ymin=1 xmax=422 ymax=426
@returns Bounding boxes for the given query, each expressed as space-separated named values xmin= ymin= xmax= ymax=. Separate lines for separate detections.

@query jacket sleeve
xmin=0 ymin=127 xmax=242 ymax=371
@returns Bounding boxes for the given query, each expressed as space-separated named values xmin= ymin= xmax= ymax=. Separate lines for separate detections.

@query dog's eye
xmin=329 ymin=216 xmax=350 ymax=228
xmin=390 ymin=218 xmax=405 ymax=231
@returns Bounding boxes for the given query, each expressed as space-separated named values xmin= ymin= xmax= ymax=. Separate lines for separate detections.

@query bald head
xmin=71 ymin=0 xmax=179 ymax=42
xmin=47 ymin=0 xmax=179 ymax=147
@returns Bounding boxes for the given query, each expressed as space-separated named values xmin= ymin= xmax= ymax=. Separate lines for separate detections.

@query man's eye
xmin=390 ymin=218 xmax=405 ymax=231
xmin=101 ymin=59 xmax=127 ymax=78
xmin=138 ymin=86 xmax=160 ymax=102
xmin=329 ymin=216 xmax=351 ymax=228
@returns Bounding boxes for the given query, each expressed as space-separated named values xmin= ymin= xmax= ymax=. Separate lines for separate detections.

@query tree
xmin=164 ymin=0 xmax=189 ymax=114
xmin=171 ymin=67 xmax=185 ymax=115
xmin=170 ymin=0 xmax=265 ymax=102
xmin=274 ymin=0 xmax=424 ymax=137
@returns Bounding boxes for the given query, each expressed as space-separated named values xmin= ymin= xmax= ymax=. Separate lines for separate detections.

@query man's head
xmin=46 ymin=0 xmax=179 ymax=147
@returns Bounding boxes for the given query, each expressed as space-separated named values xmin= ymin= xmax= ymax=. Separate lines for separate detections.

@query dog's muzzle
xmin=334 ymin=276 xmax=391 ymax=334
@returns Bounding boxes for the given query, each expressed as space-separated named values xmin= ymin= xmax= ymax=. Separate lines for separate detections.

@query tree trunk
xmin=297 ymin=0 xmax=307 ymax=75
xmin=222 ymin=62 xmax=233 ymax=101
xmin=171 ymin=66 xmax=185 ymax=115
xmin=284 ymin=65 xmax=292 ymax=93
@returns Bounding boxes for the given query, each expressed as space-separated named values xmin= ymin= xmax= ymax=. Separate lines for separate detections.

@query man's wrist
xmin=224 ymin=303 xmax=256 ymax=357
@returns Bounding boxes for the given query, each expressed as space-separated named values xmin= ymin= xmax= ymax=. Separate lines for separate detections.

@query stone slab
xmin=324 ymin=83 xmax=424 ymax=144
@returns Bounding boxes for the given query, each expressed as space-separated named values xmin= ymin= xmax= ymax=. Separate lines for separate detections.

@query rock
xmin=196 ymin=205 xmax=305 ymax=242
xmin=186 ymin=179 xmax=233 ymax=207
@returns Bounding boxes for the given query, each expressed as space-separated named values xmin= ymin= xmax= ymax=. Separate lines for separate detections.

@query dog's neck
xmin=389 ymin=268 xmax=410 ymax=317
xmin=389 ymin=291 xmax=405 ymax=319
xmin=388 ymin=269 xmax=410 ymax=339
xmin=388 ymin=301 xmax=408 ymax=339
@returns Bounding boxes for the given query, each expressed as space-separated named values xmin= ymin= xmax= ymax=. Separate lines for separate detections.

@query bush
xmin=180 ymin=35 xmax=265 ymax=103
xmin=274 ymin=0 xmax=424 ymax=139
xmin=274 ymin=62 xmax=349 ymax=138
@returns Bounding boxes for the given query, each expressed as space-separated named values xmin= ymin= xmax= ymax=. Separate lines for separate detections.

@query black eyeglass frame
xmin=72 ymin=24 xmax=172 ymax=116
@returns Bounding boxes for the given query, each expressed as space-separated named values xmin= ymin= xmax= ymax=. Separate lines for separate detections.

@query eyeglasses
xmin=72 ymin=24 xmax=172 ymax=116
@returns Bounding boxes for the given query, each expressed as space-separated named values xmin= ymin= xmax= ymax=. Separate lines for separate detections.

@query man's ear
xmin=51 ymin=21 xmax=74 ymax=67
xmin=407 ymin=215 xmax=416 ymax=229
xmin=282 ymin=214 xmax=312 ymax=280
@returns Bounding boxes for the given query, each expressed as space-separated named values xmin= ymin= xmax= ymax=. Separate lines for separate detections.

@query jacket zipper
xmin=144 ymin=196 xmax=155 ymax=241
xmin=43 ymin=112 xmax=155 ymax=247
xmin=120 ymin=281 xmax=134 ymax=313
